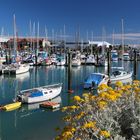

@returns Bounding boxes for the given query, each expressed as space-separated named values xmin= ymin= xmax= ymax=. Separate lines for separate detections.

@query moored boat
xmin=3 ymin=102 xmax=21 ymax=111
xmin=84 ymin=73 xmax=109 ymax=89
xmin=71 ymin=58 xmax=81 ymax=67
xmin=10 ymin=64 xmax=30 ymax=75
xmin=110 ymin=70 xmax=133 ymax=82
xmin=40 ymin=101 xmax=60 ymax=109
xmin=16 ymin=83 xmax=62 ymax=104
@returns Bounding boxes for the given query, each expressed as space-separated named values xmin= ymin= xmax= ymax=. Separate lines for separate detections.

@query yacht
xmin=84 ymin=73 xmax=109 ymax=89
xmin=86 ymin=54 xmax=96 ymax=65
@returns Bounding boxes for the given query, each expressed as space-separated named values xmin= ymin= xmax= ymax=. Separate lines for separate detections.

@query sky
xmin=1 ymin=0 xmax=140 ymax=45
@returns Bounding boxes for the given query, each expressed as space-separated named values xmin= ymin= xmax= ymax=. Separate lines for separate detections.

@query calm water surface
xmin=0 ymin=61 xmax=139 ymax=140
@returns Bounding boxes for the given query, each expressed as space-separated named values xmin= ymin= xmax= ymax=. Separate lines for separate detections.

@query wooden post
xmin=35 ymin=48 xmax=38 ymax=66
xmin=96 ymin=48 xmax=99 ymax=65
xmin=68 ymin=49 xmax=73 ymax=93
xmin=107 ymin=47 xmax=111 ymax=77
xmin=65 ymin=53 xmax=68 ymax=66
xmin=134 ymin=49 xmax=137 ymax=79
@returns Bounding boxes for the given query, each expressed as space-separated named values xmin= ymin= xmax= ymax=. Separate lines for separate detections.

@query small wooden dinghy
xmin=3 ymin=102 xmax=22 ymax=111
xmin=40 ymin=101 xmax=60 ymax=109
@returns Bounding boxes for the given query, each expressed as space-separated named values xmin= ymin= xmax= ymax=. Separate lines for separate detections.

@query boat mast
xmin=13 ymin=14 xmax=17 ymax=57
xmin=29 ymin=20 xmax=32 ymax=52
xmin=121 ymin=18 xmax=125 ymax=69
xmin=63 ymin=24 xmax=66 ymax=53
xmin=112 ymin=29 xmax=115 ymax=47
xmin=35 ymin=22 xmax=39 ymax=65
xmin=121 ymin=18 xmax=124 ymax=59
xmin=33 ymin=22 xmax=35 ymax=53
xmin=37 ymin=22 xmax=39 ymax=55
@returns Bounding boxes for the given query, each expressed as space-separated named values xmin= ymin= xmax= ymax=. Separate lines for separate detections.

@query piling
xmin=107 ymin=48 xmax=111 ymax=77
xmin=96 ymin=49 xmax=99 ymax=65
xmin=67 ymin=49 xmax=73 ymax=93
xmin=65 ymin=51 xmax=68 ymax=66
xmin=133 ymin=49 xmax=137 ymax=79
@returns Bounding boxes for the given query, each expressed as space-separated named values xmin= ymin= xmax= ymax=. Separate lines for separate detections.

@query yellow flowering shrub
xmin=115 ymin=81 xmax=123 ymax=87
xmin=99 ymin=130 xmax=110 ymax=138
xmin=56 ymin=81 xmax=140 ymax=140
xmin=73 ymin=96 xmax=81 ymax=102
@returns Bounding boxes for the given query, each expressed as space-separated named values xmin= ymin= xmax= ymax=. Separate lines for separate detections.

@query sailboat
xmin=110 ymin=19 xmax=133 ymax=82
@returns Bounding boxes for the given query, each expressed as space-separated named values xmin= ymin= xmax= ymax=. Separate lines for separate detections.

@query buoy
xmin=68 ymin=90 xmax=74 ymax=94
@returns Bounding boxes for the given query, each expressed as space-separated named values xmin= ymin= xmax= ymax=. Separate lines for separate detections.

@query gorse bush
xmin=56 ymin=80 xmax=140 ymax=140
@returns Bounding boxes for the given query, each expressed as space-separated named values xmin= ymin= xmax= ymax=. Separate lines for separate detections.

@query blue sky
xmin=1 ymin=0 xmax=140 ymax=44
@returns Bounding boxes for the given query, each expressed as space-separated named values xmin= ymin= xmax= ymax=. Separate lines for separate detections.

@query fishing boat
xmin=3 ymin=102 xmax=21 ymax=111
xmin=16 ymin=83 xmax=62 ymax=104
xmin=84 ymin=73 xmax=109 ymax=89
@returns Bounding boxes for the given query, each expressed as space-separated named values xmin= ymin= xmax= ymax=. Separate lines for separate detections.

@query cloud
xmin=110 ymin=33 xmax=140 ymax=40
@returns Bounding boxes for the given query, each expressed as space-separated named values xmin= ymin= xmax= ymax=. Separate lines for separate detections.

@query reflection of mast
xmin=14 ymin=79 xmax=21 ymax=128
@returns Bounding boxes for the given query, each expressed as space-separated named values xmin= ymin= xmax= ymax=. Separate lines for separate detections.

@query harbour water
xmin=0 ymin=61 xmax=139 ymax=140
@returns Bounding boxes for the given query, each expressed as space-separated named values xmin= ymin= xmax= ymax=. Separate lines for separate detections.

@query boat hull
xmin=84 ymin=73 xmax=109 ymax=89
xmin=110 ymin=71 xmax=133 ymax=82
xmin=17 ymin=83 xmax=62 ymax=104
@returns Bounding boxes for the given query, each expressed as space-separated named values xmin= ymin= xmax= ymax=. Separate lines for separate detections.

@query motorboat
xmin=71 ymin=58 xmax=81 ymax=67
xmin=80 ymin=54 xmax=87 ymax=64
xmin=56 ymin=58 xmax=66 ymax=66
xmin=86 ymin=54 xmax=96 ymax=65
xmin=84 ymin=73 xmax=109 ymax=89
xmin=16 ymin=83 xmax=62 ymax=104
xmin=110 ymin=70 xmax=133 ymax=82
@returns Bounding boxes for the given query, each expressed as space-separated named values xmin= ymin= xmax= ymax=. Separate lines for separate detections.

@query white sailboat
xmin=2 ymin=15 xmax=30 ymax=75
xmin=110 ymin=19 xmax=133 ymax=82
xmin=16 ymin=83 xmax=62 ymax=104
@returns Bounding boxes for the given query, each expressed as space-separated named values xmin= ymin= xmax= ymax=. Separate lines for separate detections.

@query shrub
xmin=56 ymin=81 xmax=140 ymax=140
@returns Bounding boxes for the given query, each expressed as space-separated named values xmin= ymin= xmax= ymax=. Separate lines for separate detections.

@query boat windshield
xmin=112 ymin=71 xmax=121 ymax=76
xmin=86 ymin=74 xmax=103 ymax=85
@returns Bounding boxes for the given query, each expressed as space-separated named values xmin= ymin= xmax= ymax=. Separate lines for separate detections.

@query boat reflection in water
xmin=18 ymin=96 xmax=62 ymax=118
xmin=2 ymin=72 xmax=30 ymax=82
